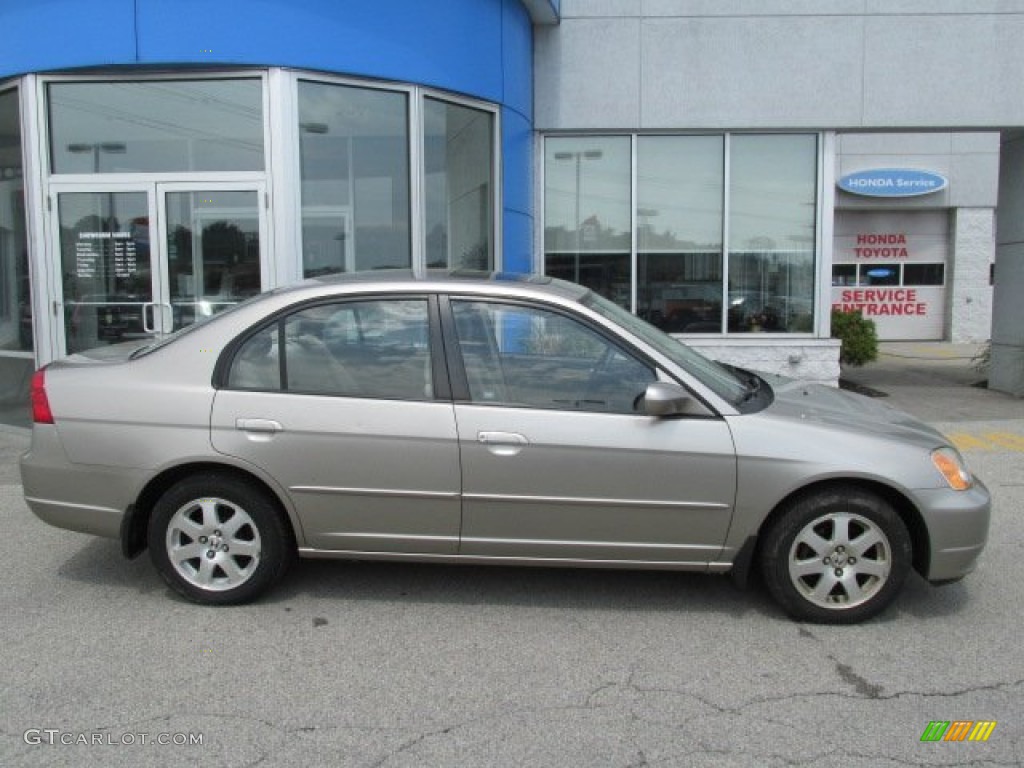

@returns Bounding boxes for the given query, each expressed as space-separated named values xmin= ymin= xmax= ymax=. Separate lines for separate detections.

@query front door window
xmin=451 ymin=300 xmax=654 ymax=413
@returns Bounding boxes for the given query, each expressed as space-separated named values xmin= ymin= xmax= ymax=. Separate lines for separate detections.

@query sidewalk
xmin=839 ymin=341 xmax=1024 ymax=424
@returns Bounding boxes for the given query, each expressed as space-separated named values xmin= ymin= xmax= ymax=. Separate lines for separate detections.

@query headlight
xmin=931 ymin=447 xmax=973 ymax=491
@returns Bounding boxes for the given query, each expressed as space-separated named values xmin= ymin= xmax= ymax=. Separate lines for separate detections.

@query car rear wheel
xmin=148 ymin=473 xmax=294 ymax=605
xmin=760 ymin=487 xmax=911 ymax=623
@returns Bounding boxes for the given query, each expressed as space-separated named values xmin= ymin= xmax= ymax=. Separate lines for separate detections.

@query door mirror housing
xmin=641 ymin=381 xmax=694 ymax=417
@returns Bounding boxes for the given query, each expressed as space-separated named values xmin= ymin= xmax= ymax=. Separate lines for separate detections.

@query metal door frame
xmin=46 ymin=181 xmax=268 ymax=357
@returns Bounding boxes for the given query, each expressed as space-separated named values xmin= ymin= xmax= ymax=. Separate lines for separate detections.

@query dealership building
xmin=1 ymin=0 xmax=1023 ymax=425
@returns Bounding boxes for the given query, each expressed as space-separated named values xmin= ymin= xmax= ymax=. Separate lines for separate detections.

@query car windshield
xmin=581 ymin=290 xmax=750 ymax=404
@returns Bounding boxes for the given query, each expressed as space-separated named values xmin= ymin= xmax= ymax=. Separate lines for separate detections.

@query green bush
xmin=830 ymin=309 xmax=878 ymax=367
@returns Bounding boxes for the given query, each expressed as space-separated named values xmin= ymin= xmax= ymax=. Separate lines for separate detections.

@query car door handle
xmin=236 ymin=418 xmax=283 ymax=434
xmin=477 ymin=431 xmax=528 ymax=456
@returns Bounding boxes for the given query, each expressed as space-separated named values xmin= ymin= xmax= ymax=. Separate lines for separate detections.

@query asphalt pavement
xmin=1 ymin=345 xmax=1021 ymax=767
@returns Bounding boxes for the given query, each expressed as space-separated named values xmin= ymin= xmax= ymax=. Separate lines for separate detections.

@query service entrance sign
xmin=831 ymin=211 xmax=948 ymax=340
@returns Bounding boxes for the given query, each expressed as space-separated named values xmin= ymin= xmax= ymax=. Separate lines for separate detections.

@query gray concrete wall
xmin=835 ymin=132 xmax=1000 ymax=210
xmin=946 ymin=208 xmax=995 ymax=344
xmin=950 ymin=208 xmax=995 ymax=344
xmin=686 ymin=338 xmax=841 ymax=387
xmin=537 ymin=2 xmax=1024 ymax=131
xmin=993 ymin=133 xmax=1024 ymax=396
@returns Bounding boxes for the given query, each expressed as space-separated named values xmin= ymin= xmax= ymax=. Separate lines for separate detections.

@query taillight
xmin=30 ymin=368 xmax=54 ymax=424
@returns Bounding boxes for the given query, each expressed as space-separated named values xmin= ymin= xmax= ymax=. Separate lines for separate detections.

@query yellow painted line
xmin=947 ymin=431 xmax=1024 ymax=453
xmin=918 ymin=346 xmax=959 ymax=358
xmin=984 ymin=432 xmax=1024 ymax=451
xmin=947 ymin=433 xmax=993 ymax=452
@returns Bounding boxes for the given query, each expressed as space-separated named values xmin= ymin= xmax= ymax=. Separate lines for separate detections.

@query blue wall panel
xmin=500 ymin=1 xmax=535 ymax=272
xmin=502 ymin=107 xmax=534 ymax=257
xmin=0 ymin=0 xmax=138 ymax=76
xmin=502 ymin=209 xmax=534 ymax=274
xmin=502 ymin=0 xmax=534 ymax=123
xmin=135 ymin=0 xmax=506 ymax=105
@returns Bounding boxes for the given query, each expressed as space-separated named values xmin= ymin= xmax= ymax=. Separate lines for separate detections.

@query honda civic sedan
xmin=21 ymin=271 xmax=990 ymax=623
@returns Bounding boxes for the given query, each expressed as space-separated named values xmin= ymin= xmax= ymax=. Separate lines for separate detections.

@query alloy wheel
xmin=165 ymin=497 xmax=262 ymax=592
xmin=787 ymin=511 xmax=892 ymax=610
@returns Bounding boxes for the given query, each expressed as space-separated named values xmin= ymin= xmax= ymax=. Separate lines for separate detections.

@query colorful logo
xmin=920 ymin=721 xmax=997 ymax=742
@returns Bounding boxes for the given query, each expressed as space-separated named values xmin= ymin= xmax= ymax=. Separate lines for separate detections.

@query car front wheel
xmin=148 ymin=473 xmax=294 ymax=605
xmin=760 ymin=487 xmax=912 ymax=623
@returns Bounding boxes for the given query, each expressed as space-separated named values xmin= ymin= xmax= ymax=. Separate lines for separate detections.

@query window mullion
xmin=409 ymin=88 xmax=425 ymax=274
xmin=630 ymin=134 xmax=638 ymax=316
xmin=722 ymin=133 xmax=731 ymax=336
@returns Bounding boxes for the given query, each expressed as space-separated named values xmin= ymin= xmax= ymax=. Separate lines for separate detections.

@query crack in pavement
xmin=35 ymin=671 xmax=1020 ymax=768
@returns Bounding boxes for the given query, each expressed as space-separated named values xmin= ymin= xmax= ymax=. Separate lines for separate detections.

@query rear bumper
xmin=22 ymin=494 xmax=125 ymax=539
xmin=20 ymin=424 xmax=146 ymax=540
xmin=916 ymin=478 xmax=991 ymax=582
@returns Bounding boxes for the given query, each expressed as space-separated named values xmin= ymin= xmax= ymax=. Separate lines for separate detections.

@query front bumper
xmin=916 ymin=477 xmax=991 ymax=582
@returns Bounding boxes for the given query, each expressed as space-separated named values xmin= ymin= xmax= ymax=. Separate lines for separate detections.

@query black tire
xmin=148 ymin=473 xmax=294 ymax=605
xmin=759 ymin=486 xmax=912 ymax=624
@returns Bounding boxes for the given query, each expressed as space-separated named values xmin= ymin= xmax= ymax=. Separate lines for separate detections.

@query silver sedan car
xmin=21 ymin=272 xmax=989 ymax=623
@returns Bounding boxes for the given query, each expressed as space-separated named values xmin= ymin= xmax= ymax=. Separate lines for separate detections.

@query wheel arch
xmin=750 ymin=478 xmax=931 ymax=580
xmin=121 ymin=461 xmax=299 ymax=559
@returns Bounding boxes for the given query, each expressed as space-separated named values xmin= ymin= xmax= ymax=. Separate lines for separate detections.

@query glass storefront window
xmin=49 ymin=80 xmax=264 ymax=174
xmin=727 ymin=135 xmax=817 ymax=333
xmin=859 ymin=265 xmax=900 ymax=286
xmin=0 ymin=88 xmax=31 ymax=353
xmin=904 ymin=263 xmax=945 ymax=286
xmin=833 ymin=263 xmax=946 ymax=288
xmin=832 ymin=264 xmax=857 ymax=286
xmin=0 ymin=86 xmax=32 ymax=427
xmin=298 ymin=82 xmax=411 ymax=275
xmin=424 ymin=98 xmax=494 ymax=270
xmin=544 ymin=137 xmax=631 ymax=309
xmin=637 ymin=135 xmax=724 ymax=332
xmin=544 ymin=133 xmax=820 ymax=335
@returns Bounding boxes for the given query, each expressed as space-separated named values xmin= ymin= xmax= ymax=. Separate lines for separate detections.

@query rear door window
xmin=226 ymin=298 xmax=434 ymax=400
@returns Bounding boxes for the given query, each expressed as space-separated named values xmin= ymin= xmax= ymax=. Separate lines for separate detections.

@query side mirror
xmin=641 ymin=381 xmax=692 ymax=417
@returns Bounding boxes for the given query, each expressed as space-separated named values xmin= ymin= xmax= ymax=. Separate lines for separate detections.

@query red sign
xmin=852 ymin=233 xmax=909 ymax=259
xmin=832 ymin=288 xmax=927 ymax=316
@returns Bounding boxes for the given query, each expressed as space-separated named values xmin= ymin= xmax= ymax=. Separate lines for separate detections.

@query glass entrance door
xmin=52 ymin=184 xmax=266 ymax=356
xmin=161 ymin=189 xmax=264 ymax=332
xmin=55 ymin=190 xmax=157 ymax=354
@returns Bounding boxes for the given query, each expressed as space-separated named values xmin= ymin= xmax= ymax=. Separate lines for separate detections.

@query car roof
xmin=275 ymin=269 xmax=590 ymax=303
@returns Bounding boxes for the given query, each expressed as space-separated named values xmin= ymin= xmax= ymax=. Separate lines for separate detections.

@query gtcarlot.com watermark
xmin=24 ymin=729 xmax=203 ymax=747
